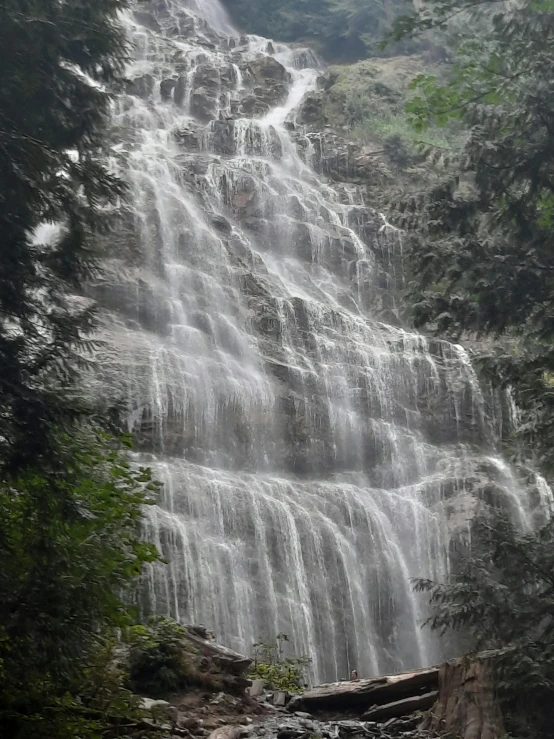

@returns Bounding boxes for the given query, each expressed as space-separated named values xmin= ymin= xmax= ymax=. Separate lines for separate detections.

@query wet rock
xmin=161 ymin=78 xmax=177 ymax=101
xmin=174 ymin=76 xmax=187 ymax=106
xmin=297 ymin=94 xmax=325 ymax=126
xmin=190 ymin=87 xmax=217 ymax=122
xmin=240 ymin=94 xmax=270 ymax=118
xmin=241 ymin=57 xmax=290 ymax=110
xmin=212 ymin=215 xmax=233 ymax=234
xmin=127 ymin=74 xmax=154 ymax=99
xmin=194 ymin=63 xmax=221 ymax=91
xmin=133 ymin=10 xmax=161 ymax=32
xmin=174 ymin=126 xmax=201 ymax=149
xmin=249 ymin=57 xmax=288 ymax=83
xmin=209 ymin=119 xmax=235 ymax=155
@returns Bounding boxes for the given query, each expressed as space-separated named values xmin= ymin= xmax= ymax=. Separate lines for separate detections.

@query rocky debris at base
xmin=248 ymin=712 xmax=436 ymax=739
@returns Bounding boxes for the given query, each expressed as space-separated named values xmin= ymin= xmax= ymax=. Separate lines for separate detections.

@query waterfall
xmin=91 ymin=0 xmax=551 ymax=682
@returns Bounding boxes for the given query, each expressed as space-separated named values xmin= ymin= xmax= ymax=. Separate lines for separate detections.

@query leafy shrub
xmin=126 ymin=617 xmax=197 ymax=697
xmin=249 ymin=634 xmax=311 ymax=693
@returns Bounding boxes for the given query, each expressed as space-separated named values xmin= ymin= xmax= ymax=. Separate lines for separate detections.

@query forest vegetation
xmin=1 ymin=0 xmax=554 ymax=738
xmin=391 ymin=1 xmax=554 ymax=737
xmin=0 ymin=1 xmax=163 ymax=736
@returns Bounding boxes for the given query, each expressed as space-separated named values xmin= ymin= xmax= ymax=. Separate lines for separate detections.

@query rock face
xmin=93 ymin=0 xmax=554 ymax=685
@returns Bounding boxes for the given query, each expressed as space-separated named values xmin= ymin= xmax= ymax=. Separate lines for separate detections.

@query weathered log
xmin=287 ymin=666 xmax=439 ymax=714
xmin=361 ymin=690 xmax=439 ymax=721
xmin=422 ymin=655 xmax=505 ymax=739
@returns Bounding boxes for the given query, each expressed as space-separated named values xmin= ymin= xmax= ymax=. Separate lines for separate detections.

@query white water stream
xmin=91 ymin=0 xmax=553 ymax=682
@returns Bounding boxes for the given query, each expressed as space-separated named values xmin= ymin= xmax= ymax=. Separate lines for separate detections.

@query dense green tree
xmin=0 ymin=431 xmax=160 ymax=738
xmin=415 ymin=514 xmax=554 ymax=738
xmin=0 ymin=0 xmax=129 ymax=472
xmin=389 ymin=0 xmax=554 ymax=472
xmin=0 ymin=2 xmax=169 ymax=737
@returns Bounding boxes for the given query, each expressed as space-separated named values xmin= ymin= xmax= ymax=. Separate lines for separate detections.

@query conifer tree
xmin=0 ymin=0 xmax=129 ymax=472
xmin=390 ymin=0 xmax=554 ymax=471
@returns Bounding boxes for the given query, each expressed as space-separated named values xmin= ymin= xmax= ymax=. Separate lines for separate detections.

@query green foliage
xmin=0 ymin=431 xmax=161 ymax=737
xmin=414 ymin=514 xmax=554 ymax=738
xmin=222 ymin=0 xmax=408 ymax=60
xmin=0 ymin=0 xmax=129 ymax=473
xmin=1 ymin=634 xmax=172 ymax=739
xmin=126 ymin=617 xmax=196 ymax=697
xmin=389 ymin=0 xmax=554 ymax=472
xmin=249 ymin=634 xmax=311 ymax=692
xmin=0 ymin=1 xmax=168 ymax=738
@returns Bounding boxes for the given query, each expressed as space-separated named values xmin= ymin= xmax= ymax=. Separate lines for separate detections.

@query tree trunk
xmin=422 ymin=654 xmax=505 ymax=739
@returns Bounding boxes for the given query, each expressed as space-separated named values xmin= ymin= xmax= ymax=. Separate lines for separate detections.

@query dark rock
xmin=174 ymin=76 xmax=187 ymax=106
xmin=184 ymin=628 xmax=252 ymax=675
xmin=190 ymin=87 xmax=217 ymax=121
xmin=160 ymin=78 xmax=177 ymax=101
xmin=174 ymin=126 xmax=201 ymax=149
xmin=194 ymin=63 xmax=220 ymax=91
xmin=297 ymin=94 xmax=325 ymax=126
xmin=249 ymin=57 xmax=288 ymax=83
xmin=212 ymin=215 xmax=233 ymax=234
xmin=133 ymin=10 xmax=161 ymax=32
xmin=127 ymin=74 xmax=154 ymax=99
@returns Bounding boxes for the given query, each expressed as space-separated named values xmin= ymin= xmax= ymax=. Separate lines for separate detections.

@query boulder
xmin=184 ymin=627 xmax=252 ymax=675
xmin=249 ymin=56 xmax=288 ymax=83
xmin=208 ymin=726 xmax=248 ymax=739
xmin=248 ymin=679 xmax=265 ymax=697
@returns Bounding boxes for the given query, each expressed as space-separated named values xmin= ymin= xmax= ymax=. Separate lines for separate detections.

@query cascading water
xmin=92 ymin=0 xmax=554 ymax=682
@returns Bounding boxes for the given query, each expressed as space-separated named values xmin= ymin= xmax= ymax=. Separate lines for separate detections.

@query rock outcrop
xmin=185 ymin=625 xmax=252 ymax=676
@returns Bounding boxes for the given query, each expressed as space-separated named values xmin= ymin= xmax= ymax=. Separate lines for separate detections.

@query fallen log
xmin=361 ymin=690 xmax=438 ymax=721
xmin=287 ymin=665 xmax=439 ymax=714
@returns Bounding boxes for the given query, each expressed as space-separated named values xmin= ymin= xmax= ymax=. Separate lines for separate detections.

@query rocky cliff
xmin=88 ymin=0 xmax=553 ymax=684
